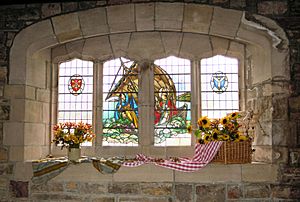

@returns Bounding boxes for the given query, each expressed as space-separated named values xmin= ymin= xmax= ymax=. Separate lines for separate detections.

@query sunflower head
xmin=230 ymin=112 xmax=239 ymax=119
xmin=238 ymin=135 xmax=248 ymax=142
xmin=222 ymin=134 xmax=230 ymax=141
xmin=187 ymin=125 xmax=192 ymax=134
xmin=198 ymin=116 xmax=211 ymax=128
xmin=212 ymin=129 xmax=219 ymax=141
xmin=220 ymin=117 xmax=229 ymax=125
xmin=203 ymin=134 xmax=211 ymax=144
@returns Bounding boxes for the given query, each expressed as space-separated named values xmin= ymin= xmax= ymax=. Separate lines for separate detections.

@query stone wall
xmin=0 ymin=0 xmax=299 ymax=201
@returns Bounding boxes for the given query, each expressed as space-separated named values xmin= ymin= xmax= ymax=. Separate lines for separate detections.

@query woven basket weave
xmin=212 ymin=140 xmax=252 ymax=164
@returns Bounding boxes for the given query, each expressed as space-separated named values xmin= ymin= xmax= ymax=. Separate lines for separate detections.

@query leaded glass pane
xmin=154 ymin=56 xmax=191 ymax=146
xmin=58 ymin=59 xmax=93 ymax=124
xmin=102 ymin=58 xmax=138 ymax=146
xmin=58 ymin=59 xmax=93 ymax=146
xmin=200 ymin=55 xmax=239 ymax=118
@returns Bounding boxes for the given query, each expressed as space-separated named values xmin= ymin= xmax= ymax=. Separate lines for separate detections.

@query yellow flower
xmin=198 ymin=116 xmax=211 ymax=128
xmin=211 ymin=129 xmax=219 ymax=141
xmin=222 ymin=134 xmax=230 ymax=141
xmin=238 ymin=135 xmax=248 ymax=142
xmin=230 ymin=112 xmax=239 ymax=119
xmin=187 ymin=125 xmax=192 ymax=134
xmin=203 ymin=134 xmax=211 ymax=144
xmin=220 ymin=117 xmax=229 ymax=125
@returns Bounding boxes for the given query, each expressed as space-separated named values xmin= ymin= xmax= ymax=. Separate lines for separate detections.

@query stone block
xmin=36 ymin=88 xmax=50 ymax=103
xmin=0 ymin=163 xmax=13 ymax=175
xmin=31 ymin=193 xmax=83 ymax=201
xmin=118 ymin=196 xmax=171 ymax=202
xmin=140 ymin=183 xmax=172 ymax=196
xmin=9 ymin=146 xmax=24 ymax=161
xmin=182 ymin=4 xmax=213 ymax=34
xmin=25 ymin=100 xmax=43 ymax=123
xmin=135 ymin=3 xmax=155 ymax=31
xmin=80 ymin=182 xmax=108 ymax=194
xmin=41 ymin=3 xmax=61 ymax=18
xmin=227 ymin=184 xmax=243 ymax=199
xmin=78 ymin=7 xmax=109 ymax=37
xmin=127 ymin=32 xmax=164 ymax=60
xmin=82 ymin=36 xmax=113 ymax=61
xmin=13 ymin=162 xmax=33 ymax=181
xmin=66 ymin=39 xmax=85 ymax=58
xmin=251 ymin=146 xmax=272 ymax=163
xmin=9 ymin=180 xmax=28 ymax=198
xmin=272 ymin=120 xmax=289 ymax=146
xmin=51 ymin=163 xmax=113 ymax=182
xmin=113 ymin=164 xmax=173 ymax=182
xmin=155 ymin=3 xmax=183 ymax=31
xmin=3 ymin=122 xmax=24 ymax=146
xmin=109 ymin=33 xmax=131 ymax=57
xmin=108 ymin=182 xmax=139 ymax=194
xmin=211 ymin=36 xmax=229 ymax=55
xmin=195 ymin=184 xmax=226 ymax=202
xmin=244 ymin=183 xmax=271 ymax=198
xmin=175 ymin=164 xmax=242 ymax=183
xmin=4 ymin=85 xmax=35 ymax=100
xmin=0 ymin=147 xmax=8 ymax=162
xmin=258 ymin=1 xmax=288 ymax=15
xmin=52 ymin=44 xmax=70 ymax=62
xmin=210 ymin=7 xmax=242 ymax=38
xmin=160 ymin=32 xmax=183 ymax=57
xmin=24 ymin=123 xmax=46 ymax=145
xmin=52 ymin=13 xmax=82 ymax=43
xmin=271 ymin=184 xmax=300 ymax=199
xmin=107 ymin=4 xmax=135 ymax=33
xmin=179 ymin=33 xmax=212 ymax=59
xmin=289 ymin=96 xmax=300 ymax=112
xmin=175 ymin=184 xmax=193 ymax=202
xmin=24 ymin=145 xmax=48 ymax=161
xmin=31 ymin=182 xmax=64 ymax=193
xmin=91 ymin=196 xmax=115 ymax=202
xmin=242 ymin=164 xmax=278 ymax=182
xmin=64 ymin=181 xmax=79 ymax=192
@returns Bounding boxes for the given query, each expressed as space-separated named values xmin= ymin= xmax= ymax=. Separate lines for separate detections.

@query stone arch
xmin=5 ymin=3 xmax=289 ymax=161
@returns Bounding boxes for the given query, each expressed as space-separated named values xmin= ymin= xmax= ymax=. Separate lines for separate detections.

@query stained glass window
xmin=154 ymin=56 xmax=191 ymax=146
xmin=58 ymin=59 xmax=93 ymax=124
xmin=200 ymin=55 xmax=239 ymax=118
xmin=102 ymin=58 xmax=138 ymax=146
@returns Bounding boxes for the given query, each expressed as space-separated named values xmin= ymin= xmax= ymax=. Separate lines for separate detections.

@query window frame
xmin=52 ymin=54 xmax=245 ymax=158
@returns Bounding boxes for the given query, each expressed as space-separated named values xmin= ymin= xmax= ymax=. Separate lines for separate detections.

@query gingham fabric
xmin=123 ymin=141 xmax=223 ymax=172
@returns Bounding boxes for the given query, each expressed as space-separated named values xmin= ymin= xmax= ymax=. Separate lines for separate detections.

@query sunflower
xmin=220 ymin=116 xmax=229 ymax=125
xmin=198 ymin=116 xmax=211 ymax=128
xmin=203 ymin=134 xmax=211 ymax=144
xmin=211 ymin=129 xmax=219 ymax=141
xmin=222 ymin=134 xmax=230 ymax=141
xmin=238 ymin=135 xmax=248 ymax=142
xmin=230 ymin=112 xmax=239 ymax=119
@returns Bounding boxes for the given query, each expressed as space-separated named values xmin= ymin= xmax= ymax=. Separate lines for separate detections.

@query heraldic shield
xmin=68 ymin=74 xmax=85 ymax=96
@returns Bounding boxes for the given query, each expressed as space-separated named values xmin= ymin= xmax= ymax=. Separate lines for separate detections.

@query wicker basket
xmin=212 ymin=140 xmax=252 ymax=164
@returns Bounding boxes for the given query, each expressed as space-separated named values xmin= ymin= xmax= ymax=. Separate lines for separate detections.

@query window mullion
xmin=138 ymin=61 xmax=154 ymax=147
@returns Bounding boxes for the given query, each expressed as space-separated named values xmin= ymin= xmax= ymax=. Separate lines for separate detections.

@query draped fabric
xmin=123 ymin=141 xmax=223 ymax=172
xmin=31 ymin=142 xmax=222 ymax=184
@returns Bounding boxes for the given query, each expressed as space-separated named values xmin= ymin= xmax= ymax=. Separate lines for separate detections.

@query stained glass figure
xmin=210 ymin=71 xmax=228 ymax=94
xmin=68 ymin=74 xmax=85 ymax=95
xmin=201 ymin=55 xmax=239 ymax=118
xmin=154 ymin=56 xmax=191 ymax=146
xmin=102 ymin=58 xmax=138 ymax=146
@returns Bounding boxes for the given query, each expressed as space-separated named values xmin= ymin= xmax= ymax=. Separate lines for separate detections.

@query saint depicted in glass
xmin=102 ymin=58 xmax=138 ymax=146
xmin=154 ymin=56 xmax=191 ymax=146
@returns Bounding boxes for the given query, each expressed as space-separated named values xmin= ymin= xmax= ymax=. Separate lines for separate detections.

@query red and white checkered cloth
xmin=123 ymin=141 xmax=223 ymax=172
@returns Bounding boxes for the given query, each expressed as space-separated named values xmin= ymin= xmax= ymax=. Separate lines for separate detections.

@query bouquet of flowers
xmin=52 ymin=122 xmax=95 ymax=149
xmin=188 ymin=112 xmax=251 ymax=144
